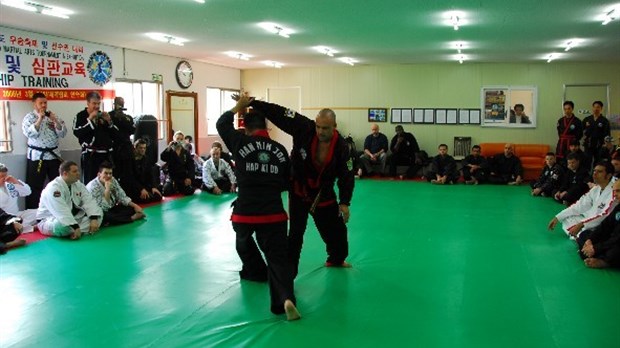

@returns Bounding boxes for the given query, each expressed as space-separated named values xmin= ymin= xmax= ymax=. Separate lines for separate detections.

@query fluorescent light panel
xmin=225 ymin=51 xmax=252 ymax=60
xmin=602 ymin=8 xmax=617 ymax=25
xmin=263 ymin=60 xmax=283 ymax=68
xmin=258 ymin=22 xmax=293 ymax=38
xmin=338 ymin=57 xmax=357 ymax=66
xmin=314 ymin=46 xmax=337 ymax=57
xmin=146 ymin=32 xmax=188 ymax=46
xmin=1 ymin=0 xmax=73 ymax=18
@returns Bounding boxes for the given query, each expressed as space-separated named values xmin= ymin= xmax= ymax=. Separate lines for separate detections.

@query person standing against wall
xmin=556 ymin=101 xmax=583 ymax=162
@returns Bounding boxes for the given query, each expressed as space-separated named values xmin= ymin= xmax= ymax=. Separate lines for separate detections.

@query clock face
xmin=176 ymin=60 xmax=193 ymax=89
xmin=87 ymin=50 xmax=113 ymax=86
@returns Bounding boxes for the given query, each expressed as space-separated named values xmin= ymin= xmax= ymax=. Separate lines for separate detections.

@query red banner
xmin=0 ymin=88 xmax=115 ymax=101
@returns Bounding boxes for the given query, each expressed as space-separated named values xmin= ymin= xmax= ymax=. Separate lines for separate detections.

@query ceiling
xmin=1 ymin=0 xmax=619 ymax=69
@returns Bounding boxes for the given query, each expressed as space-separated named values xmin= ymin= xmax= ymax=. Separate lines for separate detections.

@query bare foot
xmin=131 ymin=212 xmax=146 ymax=221
xmin=325 ymin=261 xmax=352 ymax=268
xmin=584 ymin=258 xmax=609 ymax=268
xmin=284 ymin=299 xmax=301 ymax=321
xmin=6 ymin=239 xmax=26 ymax=249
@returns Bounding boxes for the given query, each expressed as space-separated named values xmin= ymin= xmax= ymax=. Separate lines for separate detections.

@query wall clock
xmin=175 ymin=60 xmax=193 ymax=89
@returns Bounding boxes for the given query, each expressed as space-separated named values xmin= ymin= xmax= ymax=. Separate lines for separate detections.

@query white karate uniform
xmin=555 ymin=178 xmax=618 ymax=237
xmin=0 ymin=180 xmax=37 ymax=233
xmin=36 ymin=177 xmax=102 ymax=237
xmin=202 ymin=158 xmax=236 ymax=189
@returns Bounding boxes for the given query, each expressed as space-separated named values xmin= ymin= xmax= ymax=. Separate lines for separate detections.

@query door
xmin=166 ymin=91 xmax=198 ymax=153
xmin=266 ymin=87 xmax=301 ymax=152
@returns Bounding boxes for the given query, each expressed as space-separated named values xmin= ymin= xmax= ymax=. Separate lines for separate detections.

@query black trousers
xmin=25 ymin=158 xmax=61 ymax=209
xmin=388 ymin=153 xmax=413 ymax=176
xmin=0 ymin=225 xmax=19 ymax=243
xmin=462 ymin=167 xmax=488 ymax=183
xmin=202 ymin=178 xmax=232 ymax=194
xmin=102 ymin=205 xmax=136 ymax=226
xmin=289 ymin=194 xmax=349 ymax=278
xmin=233 ymin=221 xmax=296 ymax=314
xmin=163 ymin=178 xmax=195 ymax=196
xmin=81 ymin=152 xmax=112 ymax=184
xmin=577 ymin=229 xmax=620 ymax=268
xmin=127 ymin=187 xmax=162 ymax=204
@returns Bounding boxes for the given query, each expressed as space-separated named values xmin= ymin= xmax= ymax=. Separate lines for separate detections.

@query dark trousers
xmin=289 ymin=194 xmax=349 ymax=278
xmin=163 ymin=178 xmax=195 ymax=196
xmin=577 ymin=229 xmax=620 ymax=268
xmin=202 ymin=178 xmax=232 ymax=194
xmin=388 ymin=153 xmax=413 ymax=176
xmin=232 ymin=221 xmax=296 ymax=314
xmin=102 ymin=205 xmax=136 ymax=226
xmin=25 ymin=158 xmax=61 ymax=209
xmin=81 ymin=152 xmax=112 ymax=184
xmin=462 ymin=167 xmax=487 ymax=183
xmin=488 ymin=173 xmax=514 ymax=184
xmin=0 ymin=225 xmax=19 ymax=243
xmin=427 ymin=171 xmax=459 ymax=183
xmin=127 ymin=188 xmax=162 ymax=204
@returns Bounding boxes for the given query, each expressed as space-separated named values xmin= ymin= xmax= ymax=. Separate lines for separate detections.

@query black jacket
xmin=216 ymin=111 xmax=290 ymax=222
xmin=250 ymin=100 xmax=354 ymax=206
xmin=73 ymin=108 xmax=119 ymax=153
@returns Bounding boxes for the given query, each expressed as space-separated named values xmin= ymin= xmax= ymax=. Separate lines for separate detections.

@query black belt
xmin=28 ymin=145 xmax=63 ymax=173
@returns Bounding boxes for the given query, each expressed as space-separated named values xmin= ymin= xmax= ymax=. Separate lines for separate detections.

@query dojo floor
xmin=1 ymin=180 xmax=619 ymax=348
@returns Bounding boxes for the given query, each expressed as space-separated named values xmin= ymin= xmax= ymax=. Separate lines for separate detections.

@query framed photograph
xmin=481 ymin=86 xmax=537 ymax=128
xmin=446 ymin=109 xmax=458 ymax=124
xmin=391 ymin=108 xmax=413 ymax=124
xmin=368 ymin=108 xmax=387 ymax=122
xmin=458 ymin=108 xmax=481 ymax=125
xmin=413 ymin=108 xmax=434 ymax=124
xmin=435 ymin=109 xmax=447 ymax=124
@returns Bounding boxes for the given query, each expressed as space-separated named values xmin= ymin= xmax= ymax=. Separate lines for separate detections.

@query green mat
xmin=1 ymin=181 xmax=618 ymax=348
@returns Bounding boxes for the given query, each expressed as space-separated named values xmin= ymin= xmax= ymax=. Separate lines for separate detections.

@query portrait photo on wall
xmin=368 ymin=108 xmax=387 ymax=122
xmin=481 ymin=86 xmax=537 ymax=128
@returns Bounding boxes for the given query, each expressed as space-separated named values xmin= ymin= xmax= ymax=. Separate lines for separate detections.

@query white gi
xmin=36 ymin=177 xmax=102 ymax=237
xmin=555 ymin=178 xmax=618 ymax=237
xmin=22 ymin=110 xmax=67 ymax=160
xmin=86 ymin=177 xmax=132 ymax=212
xmin=202 ymin=158 xmax=236 ymax=189
xmin=0 ymin=180 xmax=37 ymax=233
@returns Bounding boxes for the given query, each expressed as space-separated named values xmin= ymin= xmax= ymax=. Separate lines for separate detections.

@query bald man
xmin=359 ymin=123 xmax=388 ymax=177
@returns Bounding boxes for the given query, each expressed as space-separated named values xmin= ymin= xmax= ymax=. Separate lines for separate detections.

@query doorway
xmin=166 ymin=91 xmax=198 ymax=153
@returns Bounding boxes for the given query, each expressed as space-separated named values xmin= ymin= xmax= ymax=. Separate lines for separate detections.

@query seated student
xmin=612 ymin=150 xmax=620 ymax=179
xmin=427 ymin=144 xmax=458 ymax=184
xmin=358 ymin=123 xmax=388 ymax=177
xmin=201 ymin=147 xmax=237 ymax=195
xmin=0 ymin=163 xmax=37 ymax=233
xmin=548 ymin=161 xmax=617 ymax=238
xmin=488 ymin=143 xmax=523 ymax=185
xmin=576 ymin=180 xmax=620 ymax=269
xmin=566 ymin=139 xmax=591 ymax=170
xmin=553 ymin=153 xmax=590 ymax=205
xmin=160 ymin=138 xmax=196 ymax=196
xmin=36 ymin=161 xmax=102 ymax=239
xmin=531 ymin=152 xmax=564 ymax=197
xmin=122 ymin=139 xmax=162 ymax=204
xmin=0 ymin=207 xmax=26 ymax=254
xmin=208 ymin=141 xmax=234 ymax=166
xmin=86 ymin=162 xmax=145 ymax=226
xmin=597 ymin=136 xmax=616 ymax=163
xmin=461 ymin=145 xmax=488 ymax=185
xmin=388 ymin=125 xmax=420 ymax=178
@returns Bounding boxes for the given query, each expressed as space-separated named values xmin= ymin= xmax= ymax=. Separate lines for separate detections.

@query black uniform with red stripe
xmin=216 ymin=110 xmax=295 ymax=315
xmin=250 ymin=100 xmax=355 ymax=278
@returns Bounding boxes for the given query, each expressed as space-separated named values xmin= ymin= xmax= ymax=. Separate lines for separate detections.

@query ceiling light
xmin=564 ymin=39 xmax=582 ymax=51
xmin=314 ymin=46 xmax=337 ymax=57
xmin=258 ymin=22 xmax=293 ymax=38
xmin=546 ymin=53 xmax=558 ymax=63
xmin=458 ymin=55 xmax=464 ymax=64
xmin=602 ymin=8 xmax=617 ymax=25
xmin=146 ymin=33 xmax=188 ymax=46
xmin=338 ymin=57 xmax=357 ymax=66
xmin=194 ymin=0 xmax=205 ymax=3
xmin=451 ymin=15 xmax=460 ymax=30
xmin=225 ymin=51 xmax=251 ymax=61
xmin=1 ymin=0 xmax=73 ymax=18
xmin=263 ymin=61 xmax=283 ymax=68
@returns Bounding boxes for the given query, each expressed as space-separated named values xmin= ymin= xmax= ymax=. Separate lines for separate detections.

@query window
xmin=206 ymin=87 xmax=239 ymax=136
xmin=114 ymin=80 xmax=164 ymax=139
xmin=0 ymin=101 xmax=11 ymax=152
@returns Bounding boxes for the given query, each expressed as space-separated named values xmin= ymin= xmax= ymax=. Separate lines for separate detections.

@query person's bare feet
xmin=131 ymin=212 xmax=146 ymax=221
xmin=584 ymin=258 xmax=609 ymax=268
xmin=6 ymin=239 xmax=26 ymax=249
xmin=325 ymin=261 xmax=352 ymax=268
xmin=284 ymin=299 xmax=301 ymax=321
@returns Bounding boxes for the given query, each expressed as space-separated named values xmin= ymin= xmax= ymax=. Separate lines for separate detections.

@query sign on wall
xmin=0 ymin=27 xmax=115 ymax=101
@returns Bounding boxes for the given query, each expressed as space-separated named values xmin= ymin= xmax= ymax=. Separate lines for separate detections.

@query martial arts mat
xmin=1 ymin=181 xmax=618 ymax=347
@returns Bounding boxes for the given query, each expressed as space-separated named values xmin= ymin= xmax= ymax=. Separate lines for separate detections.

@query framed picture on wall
xmin=390 ymin=108 xmax=413 ymax=123
xmin=481 ymin=86 xmax=537 ymax=128
xmin=368 ymin=108 xmax=388 ymax=122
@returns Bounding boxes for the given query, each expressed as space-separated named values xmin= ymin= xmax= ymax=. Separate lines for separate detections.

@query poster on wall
xmin=481 ymin=86 xmax=537 ymax=128
xmin=0 ymin=27 xmax=116 ymax=101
